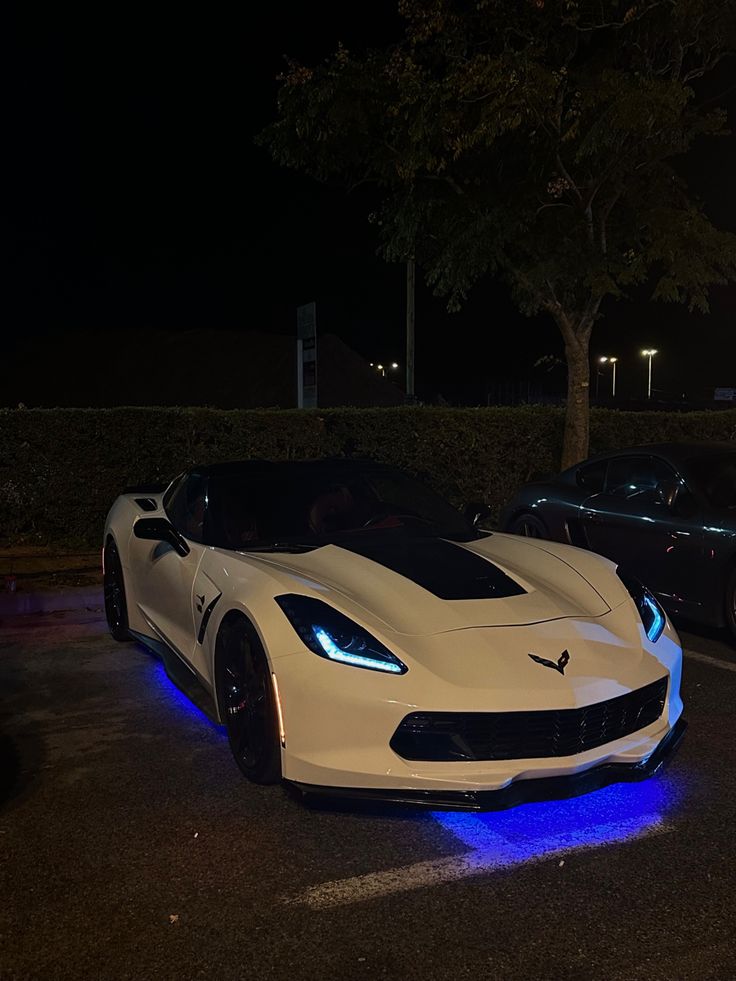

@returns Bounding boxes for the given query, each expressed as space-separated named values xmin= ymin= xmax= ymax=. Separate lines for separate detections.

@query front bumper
xmin=290 ymin=717 xmax=687 ymax=811
xmin=276 ymin=613 xmax=684 ymax=794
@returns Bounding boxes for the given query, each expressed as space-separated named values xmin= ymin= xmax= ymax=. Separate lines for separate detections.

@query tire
xmin=104 ymin=541 xmax=131 ymax=641
xmin=724 ymin=566 xmax=736 ymax=644
xmin=507 ymin=512 xmax=549 ymax=539
xmin=215 ymin=618 xmax=282 ymax=784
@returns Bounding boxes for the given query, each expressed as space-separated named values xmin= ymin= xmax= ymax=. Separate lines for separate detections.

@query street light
xmin=370 ymin=361 xmax=399 ymax=378
xmin=641 ymin=349 xmax=658 ymax=399
xmin=599 ymin=356 xmax=618 ymax=397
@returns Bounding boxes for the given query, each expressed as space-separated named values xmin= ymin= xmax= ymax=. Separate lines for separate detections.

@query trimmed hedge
xmin=2 ymin=405 xmax=736 ymax=548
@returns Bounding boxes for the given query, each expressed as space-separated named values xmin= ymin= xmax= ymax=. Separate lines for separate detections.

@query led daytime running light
xmin=616 ymin=568 xmax=666 ymax=643
xmin=641 ymin=592 xmax=665 ymax=644
xmin=275 ymin=594 xmax=408 ymax=675
xmin=313 ymin=626 xmax=404 ymax=674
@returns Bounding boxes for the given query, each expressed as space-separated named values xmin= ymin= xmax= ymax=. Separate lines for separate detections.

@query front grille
xmin=390 ymin=677 xmax=668 ymax=762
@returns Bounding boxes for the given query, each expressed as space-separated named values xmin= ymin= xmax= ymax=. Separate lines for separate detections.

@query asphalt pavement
xmin=1 ymin=609 xmax=735 ymax=981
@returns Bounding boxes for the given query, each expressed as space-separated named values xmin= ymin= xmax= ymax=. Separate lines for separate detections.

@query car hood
xmin=240 ymin=532 xmax=628 ymax=636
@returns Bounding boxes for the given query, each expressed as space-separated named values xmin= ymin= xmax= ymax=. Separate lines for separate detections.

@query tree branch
xmin=420 ymin=174 xmax=465 ymax=195
xmin=541 ymin=280 xmax=577 ymax=347
xmin=555 ymin=153 xmax=583 ymax=205
xmin=684 ymin=51 xmax=730 ymax=83
xmin=535 ymin=202 xmax=574 ymax=216
xmin=695 ymin=82 xmax=736 ymax=111
xmin=565 ymin=1 xmax=676 ymax=33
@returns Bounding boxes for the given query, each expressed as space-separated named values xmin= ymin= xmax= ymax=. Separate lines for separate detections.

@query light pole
xmin=599 ymin=356 xmax=618 ymax=397
xmin=641 ymin=349 xmax=658 ymax=399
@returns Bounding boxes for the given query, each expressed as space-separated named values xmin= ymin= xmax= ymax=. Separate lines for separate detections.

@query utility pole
xmin=406 ymin=258 xmax=415 ymax=400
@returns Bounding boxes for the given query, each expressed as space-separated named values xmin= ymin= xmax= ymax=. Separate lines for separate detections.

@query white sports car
xmin=103 ymin=459 xmax=686 ymax=809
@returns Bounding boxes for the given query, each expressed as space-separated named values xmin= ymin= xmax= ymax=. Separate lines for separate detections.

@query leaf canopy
xmin=261 ymin=0 xmax=736 ymax=329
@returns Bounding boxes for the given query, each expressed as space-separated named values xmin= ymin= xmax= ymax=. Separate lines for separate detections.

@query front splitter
xmin=290 ymin=717 xmax=687 ymax=812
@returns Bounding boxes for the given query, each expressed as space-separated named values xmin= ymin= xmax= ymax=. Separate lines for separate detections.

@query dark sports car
xmin=501 ymin=442 xmax=736 ymax=638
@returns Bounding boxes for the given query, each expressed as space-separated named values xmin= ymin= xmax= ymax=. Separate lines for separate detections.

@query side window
xmin=166 ymin=473 xmax=209 ymax=542
xmin=162 ymin=472 xmax=186 ymax=514
xmin=605 ymin=456 xmax=677 ymax=503
xmin=576 ymin=460 xmax=607 ymax=493
xmin=206 ymin=476 xmax=261 ymax=548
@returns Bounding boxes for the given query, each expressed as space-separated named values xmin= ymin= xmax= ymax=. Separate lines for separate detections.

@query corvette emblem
xmin=528 ymin=649 xmax=570 ymax=675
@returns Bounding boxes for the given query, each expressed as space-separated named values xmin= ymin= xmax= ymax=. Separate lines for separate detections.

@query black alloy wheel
xmin=509 ymin=513 xmax=548 ymax=539
xmin=104 ymin=541 xmax=131 ymax=641
xmin=216 ymin=618 xmax=282 ymax=784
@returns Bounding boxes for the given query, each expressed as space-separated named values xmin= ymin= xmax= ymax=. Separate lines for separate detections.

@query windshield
xmin=205 ymin=468 xmax=477 ymax=549
xmin=686 ymin=454 xmax=736 ymax=509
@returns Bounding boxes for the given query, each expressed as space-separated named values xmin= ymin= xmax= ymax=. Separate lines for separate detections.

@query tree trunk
xmin=561 ymin=334 xmax=591 ymax=470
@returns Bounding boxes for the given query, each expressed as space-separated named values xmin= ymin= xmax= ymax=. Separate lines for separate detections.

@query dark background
xmin=5 ymin=1 xmax=736 ymax=406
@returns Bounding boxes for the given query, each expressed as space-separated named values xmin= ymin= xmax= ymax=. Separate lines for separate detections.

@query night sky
xmin=6 ymin=1 xmax=736 ymax=404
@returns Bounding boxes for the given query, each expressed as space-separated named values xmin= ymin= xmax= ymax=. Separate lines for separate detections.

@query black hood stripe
xmin=334 ymin=537 xmax=526 ymax=600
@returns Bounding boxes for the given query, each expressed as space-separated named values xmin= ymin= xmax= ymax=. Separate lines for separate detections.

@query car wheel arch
xmin=104 ymin=531 xmax=135 ymax=575
xmin=103 ymin=533 xmax=117 ymax=568
xmin=212 ymin=609 xmax=283 ymax=783
xmin=103 ymin=535 xmax=131 ymax=642
xmin=720 ymin=554 xmax=736 ymax=634
xmin=504 ymin=506 xmax=531 ymax=530
xmin=507 ymin=508 xmax=550 ymax=537
xmin=212 ymin=609 xmax=273 ymax=720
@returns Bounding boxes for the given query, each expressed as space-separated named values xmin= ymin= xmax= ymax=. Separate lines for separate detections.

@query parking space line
xmin=684 ymin=649 xmax=736 ymax=674
xmin=285 ymin=813 xmax=673 ymax=909
xmin=285 ymin=853 xmax=479 ymax=909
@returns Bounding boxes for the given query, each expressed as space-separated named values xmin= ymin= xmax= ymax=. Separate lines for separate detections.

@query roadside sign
xmin=714 ymin=388 xmax=736 ymax=401
xmin=297 ymin=302 xmax=317 ymax=408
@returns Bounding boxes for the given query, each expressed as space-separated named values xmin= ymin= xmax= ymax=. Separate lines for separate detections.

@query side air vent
xmin=135 ymin=497 xmax=159 ymax=512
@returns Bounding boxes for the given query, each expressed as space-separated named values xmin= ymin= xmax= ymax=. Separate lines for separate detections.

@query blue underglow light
xmin=313 ymin=627 xmax=404 ymax=674
xmin=152 ymin=660 xmax=223 ymax=731
xmin=643 ymin=593 xmax=665 ymax=643
xmin=431 ymin=773 xmax=685 ymax=871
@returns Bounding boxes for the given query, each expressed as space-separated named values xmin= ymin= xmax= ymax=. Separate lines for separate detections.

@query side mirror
xmin=655 ymin=480 xmax=679 ymax=509
xmin=133 ymin=517 xmax=190 ymax=557
xmin=657 ymin=481 xmax=697 ymax=519
xmin=463 ymin=501 xmax=494 ymax=529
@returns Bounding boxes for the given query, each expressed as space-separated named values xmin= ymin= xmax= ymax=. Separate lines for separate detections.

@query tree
xmin=260 ymin=0 xmax=736 ymax=467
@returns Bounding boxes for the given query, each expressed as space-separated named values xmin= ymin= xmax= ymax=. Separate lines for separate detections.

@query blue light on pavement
xmin=152 ymin=659 xmax=223 ymax=731
xmin=431 ymin=773 xmax=686 ymax=869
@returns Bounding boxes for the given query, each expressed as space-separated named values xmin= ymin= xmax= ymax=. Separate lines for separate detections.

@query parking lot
xmin=2 ymin=608 xmax=736 ymax=981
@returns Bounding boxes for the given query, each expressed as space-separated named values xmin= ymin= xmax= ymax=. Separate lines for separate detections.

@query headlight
xmin=275 ymin=594 xmax=408 ymax=675
xmin=616 ymin=568 xmax=666 ymax=643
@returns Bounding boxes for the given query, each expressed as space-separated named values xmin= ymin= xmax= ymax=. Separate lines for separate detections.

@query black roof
xmin=191 ymin=458 xmax=401 ymax=478
xmin=575 ymin=441 xmax=736 ymax=470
